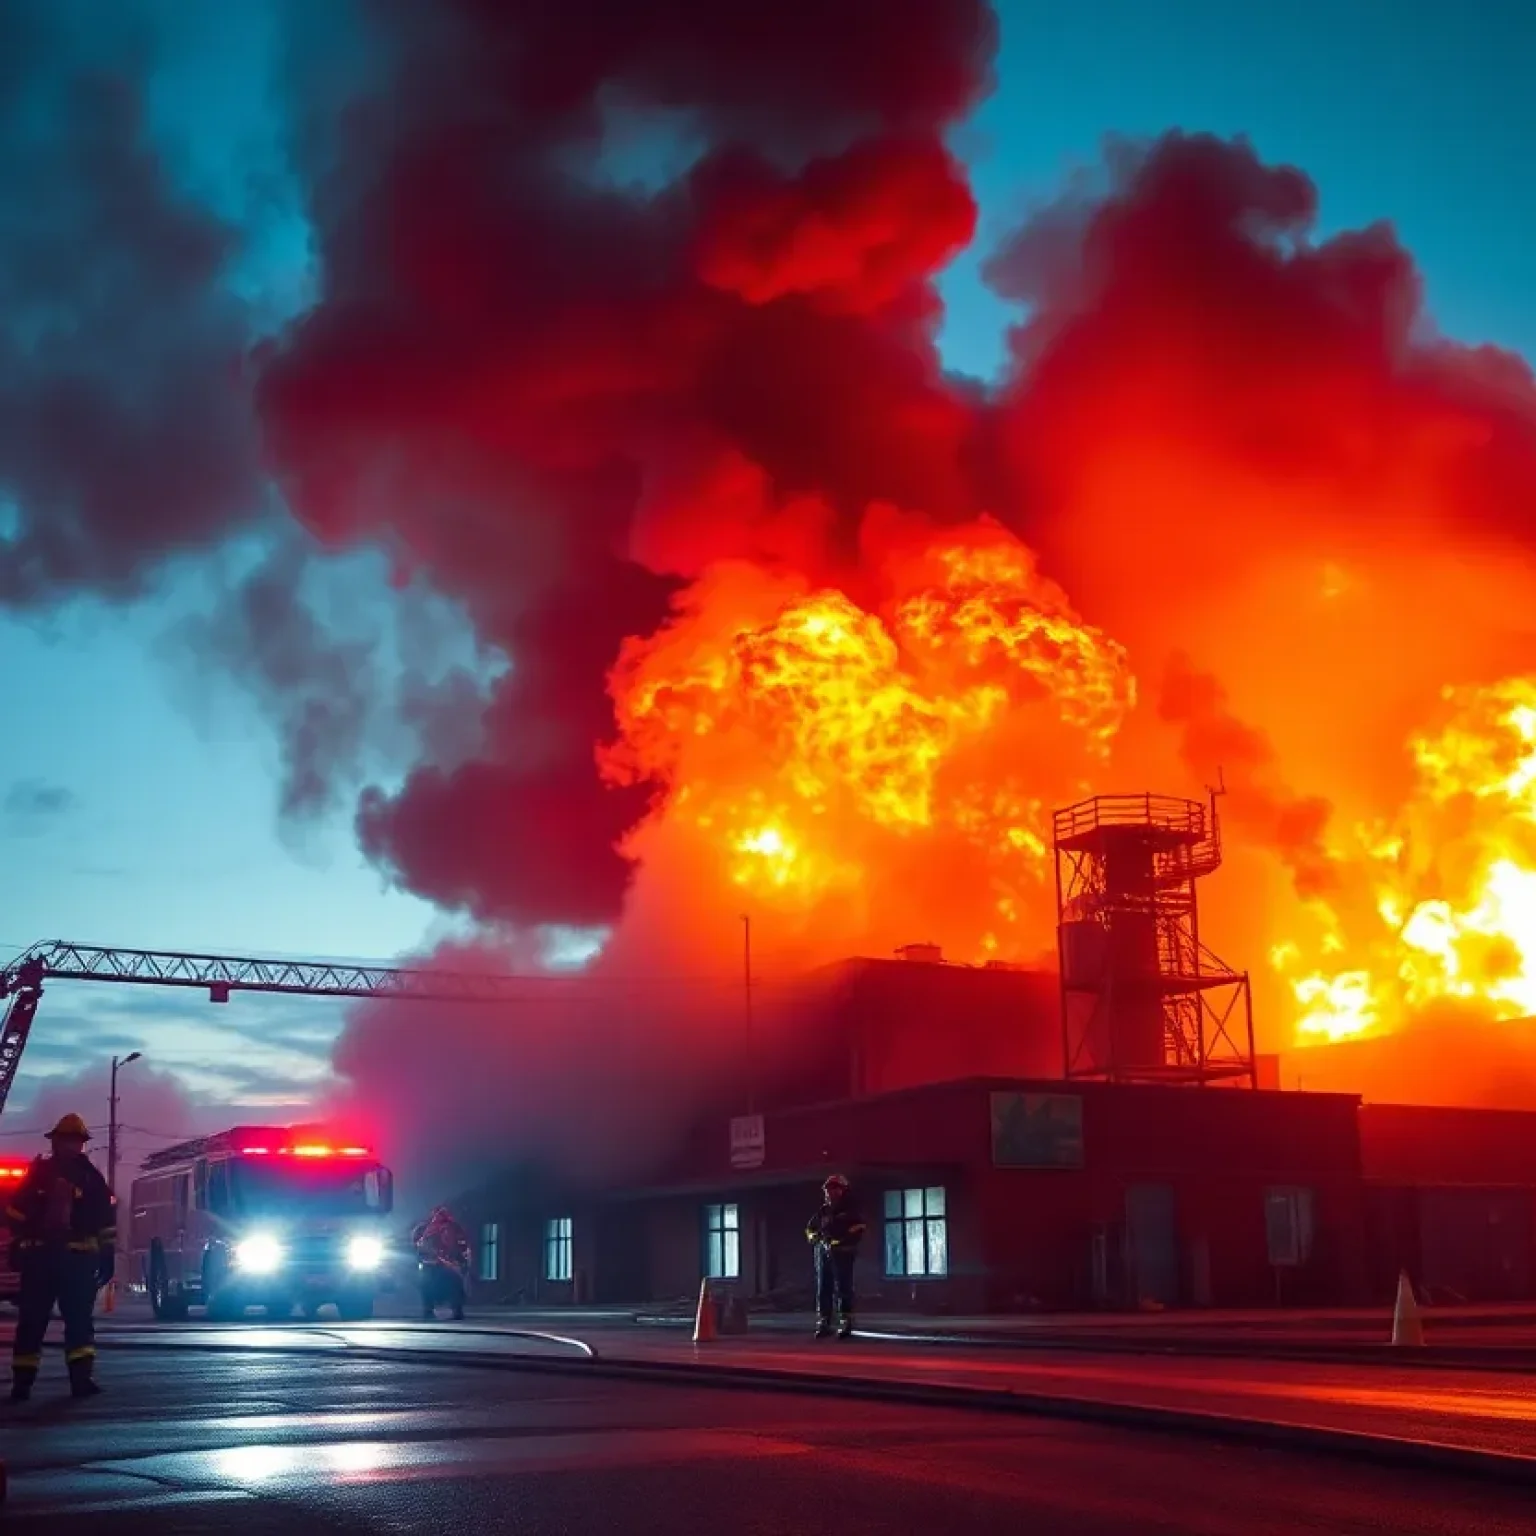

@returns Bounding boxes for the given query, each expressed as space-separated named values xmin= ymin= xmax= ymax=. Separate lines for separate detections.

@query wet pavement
xmin=4 ymin=1345 xmax=1535 ymax=1533
xmin=73 ymin=1311 xmax=1536 ymax=1460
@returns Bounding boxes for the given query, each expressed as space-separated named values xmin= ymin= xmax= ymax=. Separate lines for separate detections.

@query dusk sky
xmin=2 ymin=0 xmax=1532 ymax=1167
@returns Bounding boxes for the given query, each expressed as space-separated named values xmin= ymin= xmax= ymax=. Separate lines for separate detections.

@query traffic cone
xmin=1391 ymin=1270 xmax=1424 ymax=1346
xmin=692 ymin=1277 xmax=717 ymax=1344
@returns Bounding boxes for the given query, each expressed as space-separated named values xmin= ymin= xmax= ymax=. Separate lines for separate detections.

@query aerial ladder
xmin=0 ymin=940 xmax=555 ymax=1119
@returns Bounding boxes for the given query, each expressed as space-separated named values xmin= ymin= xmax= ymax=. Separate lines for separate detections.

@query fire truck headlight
xmin=347 ymin=1236 xmax=385 ymax=1271
xmin=233 ymin=1233 xmax=284 ymax=1274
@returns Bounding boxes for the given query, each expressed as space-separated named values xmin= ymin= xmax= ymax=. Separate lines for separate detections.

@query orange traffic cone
xmin=1391 ymin=1270 xmax=1424 ymax=1346
xmin=692 ymin=1277 xmax=717 ymax=1344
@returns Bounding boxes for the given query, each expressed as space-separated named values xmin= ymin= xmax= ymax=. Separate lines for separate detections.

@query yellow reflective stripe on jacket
xmin=3 ymin=1204 xmax=24 ymax=1222
xmin=66 ymin=1238 xmax=100 ymax=1252
xmin=65 ymin=1346 xmax=96 ymax=1363
xmin=12 ymin=1354 xmax=41 ymax=1369
xmin=98 ymin=1227 xmax=117 ymax=1243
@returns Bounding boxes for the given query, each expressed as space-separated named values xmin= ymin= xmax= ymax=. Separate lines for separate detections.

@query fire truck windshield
xmin=231 ymin=1160 xmax=388 ymax=1217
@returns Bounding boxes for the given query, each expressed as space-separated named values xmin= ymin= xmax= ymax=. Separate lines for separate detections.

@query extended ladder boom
xmin=0 ymin=939 xmax=559 ymax=1120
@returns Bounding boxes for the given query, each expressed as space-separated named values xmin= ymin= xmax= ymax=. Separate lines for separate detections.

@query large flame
xmin=1274 ymin=679 xmax=1536 ymax=1040
xmin=606 ymin=516 xmax=1536 ymax=1052
xmin=602 ymin=519 xmax=1133 ymax=958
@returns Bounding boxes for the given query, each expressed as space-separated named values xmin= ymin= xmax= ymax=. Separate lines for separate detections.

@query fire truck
xmin=0 ymin=1156 xmax=29 ymax=1307
xmin=128 ymin=1127 xmax=395 ymax=1322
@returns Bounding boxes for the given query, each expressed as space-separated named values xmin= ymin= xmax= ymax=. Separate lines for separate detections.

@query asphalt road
xmin=86 ymin=1311 xmax=1536 ymax=1459
xmin=3 ymin=1347 xmax=1535 ymax=1533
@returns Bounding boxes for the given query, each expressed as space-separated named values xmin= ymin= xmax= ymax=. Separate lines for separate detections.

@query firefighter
xmin=412 ymin=1206 xmax=470 ymax=1320
xmin=6 ymin=1113 xmax=115 ymax=1401
xmin=805 ymin=1173 xmax=866 ymax=1339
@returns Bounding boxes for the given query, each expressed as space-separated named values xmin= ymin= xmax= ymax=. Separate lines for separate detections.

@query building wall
xmin=1361 ymin=1103 xmax=1536 ymax=1185
xmin=640 ymin=1079 xmax=1371 ymax=1312
xmin=453 ymin=1080 xmax=1536 ymax=1312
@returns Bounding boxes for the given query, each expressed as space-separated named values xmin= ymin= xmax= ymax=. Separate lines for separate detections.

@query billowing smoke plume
xmin=256 ymin=0 xmax=1001 ymax=930
xmin=0 ymin=1 xmax=262 ymax=606
xmin=14 ymin=3 xmax=1536 ymax=1171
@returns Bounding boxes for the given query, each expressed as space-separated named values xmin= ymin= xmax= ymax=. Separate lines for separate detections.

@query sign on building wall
xmin=730 ymin=1114 xmax=765 ymax=1169
xmin=990 ymin=1091 xmax=1084 ymax=1169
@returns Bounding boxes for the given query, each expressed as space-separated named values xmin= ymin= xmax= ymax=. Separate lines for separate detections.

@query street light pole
xmin=107 ymin=1051 xmax=141 ymax=1199
xmin=106 ymin=1051 xmax=141 ymax=1316
xmin=742 ymin=915 xmax=754 ymax=1117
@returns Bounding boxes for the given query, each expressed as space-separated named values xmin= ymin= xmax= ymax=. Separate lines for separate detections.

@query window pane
xmin=705 ymin=1204 xmax=721 ymax=1231
xmin=925 ymin=1186 xmax=946 ymax=1217
xmin=724 ymin=1231 xmax=740 ymax=1279
xmin=904 ymin=1188 xmax=923 ymax=1219
xmin=884 ymin=1190 xmax=901 ymax=1220
xmin=724 ymin=1204 xmax=739 ymax=1233
xmin=905 ymin=1219 xmax=926 ymax=1276
xmin=560 ymin=1217 xmax=572 ymax=1240
xmin=926 ymin=1219 xmax=948 ymax=1277
xmin=884 ymin=1221 xmax=904 ymax=1277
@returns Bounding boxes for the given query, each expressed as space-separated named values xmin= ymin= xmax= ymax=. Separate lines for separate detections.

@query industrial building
xmin=453 ymin=794 xmax=1536 ymax=1313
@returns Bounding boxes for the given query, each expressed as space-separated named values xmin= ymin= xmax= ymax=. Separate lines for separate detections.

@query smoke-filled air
xmin=267 ymin=0 xmax=1536 ymax=1168
xmin=10 ymin=0 xmax=1536 ymax=1188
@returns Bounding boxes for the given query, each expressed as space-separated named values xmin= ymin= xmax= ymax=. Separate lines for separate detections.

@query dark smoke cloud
xmin=988 ymin=131 xmax=1536 ymax=579
xmin=258 ymin=0 xmax=1000 ymax=929
xmin=169 ymin=531 xmax=496 ymax=828
xmin=323 ymin=940 xmax=753 ymax=1201
xmin=177 ymin=537 xmax=379 ymax=821
xmin=0 ymin=1 xmax=263 ymax=607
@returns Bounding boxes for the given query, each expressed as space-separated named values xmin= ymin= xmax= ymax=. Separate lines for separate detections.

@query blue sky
xmin=1 ymin=0 xmax=1532 ymax=1138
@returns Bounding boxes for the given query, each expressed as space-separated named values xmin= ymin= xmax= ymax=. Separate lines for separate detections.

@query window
xmin=703 ymin=1203 xmax=740 ymax=1279
xmin=479 ymin=1222 xmax=501 ymax=1283
xmin=883 ymin=1186 xmax=949 ymax=1278
xmin=1265 ymin=1187 xmax=1315 ymax=1267
xmin=544 ymin=1217 xmax=573 ymax=1282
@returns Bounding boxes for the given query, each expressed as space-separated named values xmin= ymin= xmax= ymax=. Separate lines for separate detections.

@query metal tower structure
xmin=1053 ymin=792 xmax=1257 ymax=1087
xmin=0 ymin=940 xmax=563 ymax=1119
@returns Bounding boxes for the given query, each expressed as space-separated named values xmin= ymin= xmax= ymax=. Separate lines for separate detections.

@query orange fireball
xmin=602 ymin=520 xmax=1133 ymax=957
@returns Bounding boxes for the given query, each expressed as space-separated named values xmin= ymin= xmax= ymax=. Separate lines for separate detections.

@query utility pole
xmin=742 ymin=915 xmax=755 ymax=1116
xmin=106 ymin=1051 xmax=141 ymax=1316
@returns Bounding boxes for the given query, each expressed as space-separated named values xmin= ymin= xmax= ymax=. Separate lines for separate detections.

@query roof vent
xmin=895 ymin=942 xmax=944 ymax=964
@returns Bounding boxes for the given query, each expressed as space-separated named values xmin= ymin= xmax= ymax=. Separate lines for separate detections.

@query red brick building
xmin=451 ymin=955 xmax=1536 ymax=1313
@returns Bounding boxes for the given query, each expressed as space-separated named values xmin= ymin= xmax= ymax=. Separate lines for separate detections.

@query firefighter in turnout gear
xmin=5 ymin=1114 xmax=115 ymax=1401
xmin=805 ymin=1173 xmax=866 ymax=1339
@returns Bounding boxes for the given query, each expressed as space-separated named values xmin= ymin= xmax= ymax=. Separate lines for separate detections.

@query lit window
xmin=883 ymin=1186 xmax=948 ymax=1278
xmin=703 ymin=1202 xmax=740 ymax=1279
xmin=544 ymin=1216 xmax=573 ymax=1282
xmin=478 ymin=1222 xmax=500 ymax=1283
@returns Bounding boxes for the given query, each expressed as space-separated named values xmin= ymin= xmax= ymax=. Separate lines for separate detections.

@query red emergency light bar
xmin=238 ymin=1143 xmax=372 ymax=1159
xmin=0 ymin=1164 xmax=28 ymax=1181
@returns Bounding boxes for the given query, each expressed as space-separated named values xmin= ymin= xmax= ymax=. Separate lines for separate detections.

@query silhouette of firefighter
xmin=805 ymin=1173 xmax=866 ymax=1338
xmin=6 ymin=1114 xmax=115 ymax=1400
xmin=412 ymin=1205 xmax=471 ymax=1320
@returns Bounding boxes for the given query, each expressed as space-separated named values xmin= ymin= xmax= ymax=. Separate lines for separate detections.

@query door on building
xmin=1125 ymin=1183 xmax=1179 ymax=1307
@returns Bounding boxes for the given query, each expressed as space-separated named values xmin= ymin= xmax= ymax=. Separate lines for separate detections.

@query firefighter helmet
xmin=823 ymin=1173 xmax=849 ymax=1196
xmin=47 ymin=1113 xmax=92 ymax=1142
